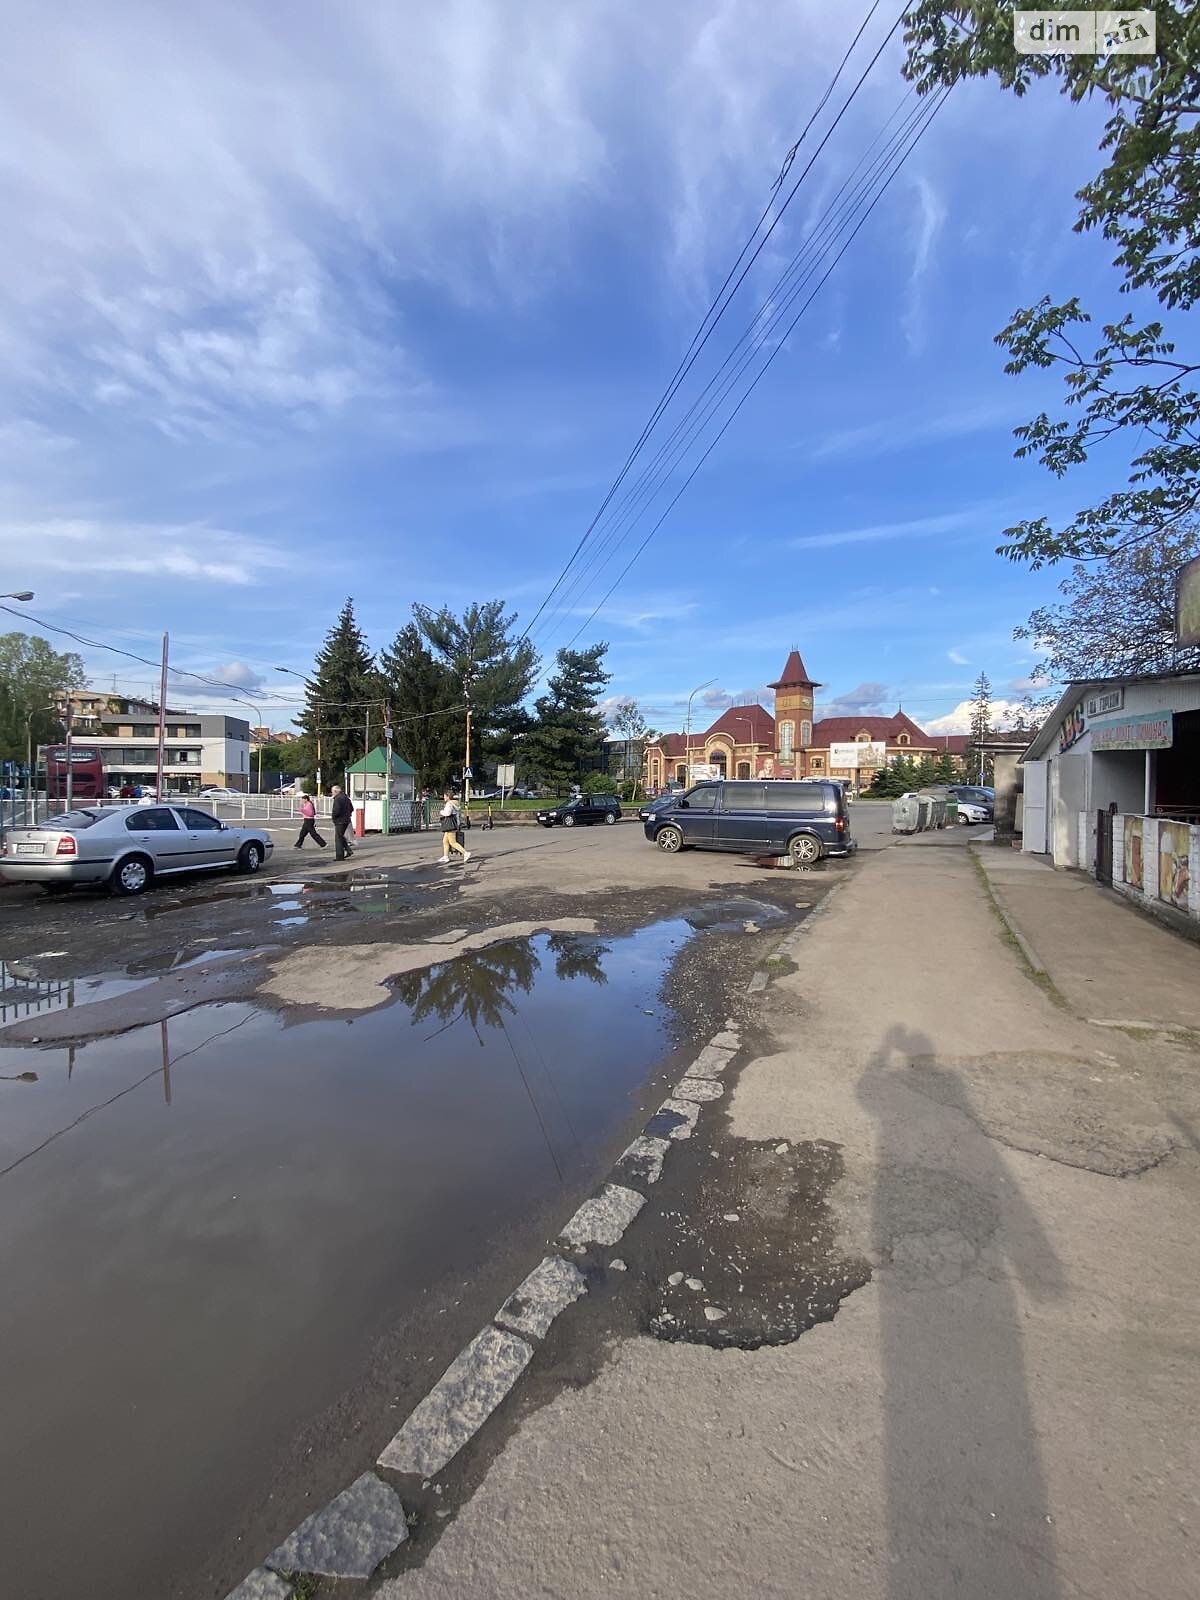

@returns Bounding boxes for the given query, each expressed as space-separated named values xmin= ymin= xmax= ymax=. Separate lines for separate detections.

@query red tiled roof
xmin=703 ymin=703 xmax=775 ymax=743
xmin=931 ymin=732 xmax=971 ymax=754
xmin=653 ymin=732 xmax=688 ymax=756
xmin=769 ymin=649 xmax=818 ymax=689
xmin=811 ymin=712 xmax=935 ymax=746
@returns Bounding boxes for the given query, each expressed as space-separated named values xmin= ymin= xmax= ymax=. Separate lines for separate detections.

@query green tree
xmin=413 ymin=601 xmax=538 ymax=784
xmin=0 ymin=632 xmax=87 ymax=769
xmin=903 ymin=3 xmax=1200 ymax=566
xmin=968 ymin=671 xmax=994 ymax=784
xmin=914 ymin=756 xmax=937 ymax=789
xmin=378 ymin=622 xmax=459 ymax=791
xmin=300 ymin=598 xmax=378 ymax=790
xmin=933 ymin=750 xmax=959 ymax=784
xmin=1016 ymin=522 xmax=1200 ymax=680
xmin=608 ymin=696 xmax=650 ymax=800
xmin=522 ymin=643 xmax=612 ymax=791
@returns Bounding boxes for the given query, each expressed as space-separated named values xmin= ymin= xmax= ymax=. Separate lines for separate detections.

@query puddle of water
xmin=0 ymin=919 xmax=689 ymax=1600
xmin=121 ymin=947 xmax=244 ymax=977
xmin=0 ymin=960 xmax=154 ymax=1027
xmin=273 ymin=915 xmax=308 ymax=928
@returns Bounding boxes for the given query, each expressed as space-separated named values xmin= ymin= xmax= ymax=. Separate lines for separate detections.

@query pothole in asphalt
xmin=679 ymin=898 xmax=791 ymax=933
xmin=638 ymin=1139 xmax=870 ymax=1350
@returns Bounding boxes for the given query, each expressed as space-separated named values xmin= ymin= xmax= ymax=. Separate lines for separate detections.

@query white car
xmin=956 ymin=799 xmax=991 ymax=825
xmin=198 ymin=786 xmax=243 ymax=802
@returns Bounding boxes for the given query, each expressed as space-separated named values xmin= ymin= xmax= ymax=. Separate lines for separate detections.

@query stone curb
xmin=746 ymin=883 xmax=841 ymax=993
xmin=222 ymin=1020 xmax=743 ymax=1599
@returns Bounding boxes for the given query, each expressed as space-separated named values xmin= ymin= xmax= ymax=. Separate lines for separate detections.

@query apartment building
xmin=55 ymin=694 xmax=252 ymax=794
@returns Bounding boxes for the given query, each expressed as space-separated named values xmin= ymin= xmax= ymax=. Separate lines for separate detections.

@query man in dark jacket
xmin=330 ymin=785 xmax=355 ymax=860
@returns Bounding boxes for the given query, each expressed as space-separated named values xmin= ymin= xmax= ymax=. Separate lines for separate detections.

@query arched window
xmin=675 ymin=763 xmax=686 ymax=782
xmin=800 ymin=719 xmax=812 ymax=748
xmin=856 ymin=730 xmax=871 ymax=742
xmin=779 ymin=721 xmax=794 ymax=759
xmin=897 ymin=733 xmax=910 ymax=747
xmin=736 ymin=761 xmax=751 ymax=779
xmin=710 ymin=748 xmax=727 ymax=778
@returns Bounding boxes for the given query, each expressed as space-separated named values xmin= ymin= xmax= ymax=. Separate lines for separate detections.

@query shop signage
xmin=1090 ymin=710 xmax=1173 ymax=752
xmin=1058 ymin=700 xmax=1085 ymax=753
xmin=1085 ymin=687 xmax=1124 ymax=718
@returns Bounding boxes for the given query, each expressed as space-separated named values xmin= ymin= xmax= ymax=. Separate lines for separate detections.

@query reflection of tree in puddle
xmin=392 ymin=942 xmax=540 ymax=1043
xmin=546 ymin=933 xmax=609 ymax=986
xmin=393 ymin=934 xmax=609 ymax=1044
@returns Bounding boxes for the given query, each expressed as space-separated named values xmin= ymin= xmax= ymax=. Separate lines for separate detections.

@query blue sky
xmin=0 ymin=1 xmax=1138 ymax=735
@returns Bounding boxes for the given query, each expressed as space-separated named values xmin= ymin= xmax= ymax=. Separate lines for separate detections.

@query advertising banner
xmin=1123 ymin=815 xmax=1143 ymax=890
xmin=1158 ymin=821 xmax=1191 ymax=911
xmin=829 ymin=741 xmax=886 ymax=770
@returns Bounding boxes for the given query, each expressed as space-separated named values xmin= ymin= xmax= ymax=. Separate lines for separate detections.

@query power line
xmin=0 ymin=602 xmax=292 ymax=705
xmin=518 ymin=0 xmax=902 ymax=644
xmin=560 ymin=88 xmax=951 ymax=650
xmin=532 ymin=86 xmax=928 ymax=644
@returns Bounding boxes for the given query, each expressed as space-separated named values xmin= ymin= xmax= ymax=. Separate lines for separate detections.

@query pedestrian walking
xmin=438 ymin=790 xmax=471 ymax=864
xmin=331 ymin=785 xmax=355 ymax=860
xmin=294 ymin=793 xmax=326 ymax=850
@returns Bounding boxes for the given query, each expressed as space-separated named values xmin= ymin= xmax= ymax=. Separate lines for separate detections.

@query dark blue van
xmin=642 ymin=780 xmax=854 ymax=865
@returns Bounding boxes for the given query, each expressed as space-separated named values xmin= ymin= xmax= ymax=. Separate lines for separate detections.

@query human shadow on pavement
xmin=859 ymin=1026 xmax=1066 ymax=1600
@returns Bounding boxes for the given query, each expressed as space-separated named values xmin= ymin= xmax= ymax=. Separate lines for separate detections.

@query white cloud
xmin=0 ymin=518 xmax=285 ymax=586
xmin=808 ymin=400 xmax=1020 ymax=463
xmin=902 ymin=173 xmax=945 ymax=352
xmin=924 ymin=698 xmax=1026 ymax=734
xmin=1009 ymin=673 xmax=1051 ymax=693
xmin=817 ymin=681 xmax=890 ymax=719
xmin=947 ymin=648 xmax=969 ymax=666
xmin=788 ymin=505 xmax=1002 ymax=551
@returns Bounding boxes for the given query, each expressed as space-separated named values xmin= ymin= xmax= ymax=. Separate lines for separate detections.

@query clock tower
xmin=768 ymin=649 xmax=820 ymax=774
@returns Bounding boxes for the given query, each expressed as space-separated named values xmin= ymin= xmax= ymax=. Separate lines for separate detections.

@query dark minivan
xmin=642 ymin=780 xmax=854 ymax=864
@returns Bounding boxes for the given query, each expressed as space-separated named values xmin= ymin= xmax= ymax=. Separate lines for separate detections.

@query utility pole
xmin=685 ymin=677 xmax=716 ymax=784
xmin=462 ymin=667 xmax=475 ymax=809
xmin=63 ymin=697 xmax=73 ymax=810
xmin=155 ymin=632 xmax=169 ymax=799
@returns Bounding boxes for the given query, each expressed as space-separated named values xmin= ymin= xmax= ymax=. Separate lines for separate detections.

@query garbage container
xmin=925 ymin=797 xmax=946 ymax=829
xmin=892 ymin=794 xmax=920 ymax=834
xmin=915 ymin=796 xmax=933 ymax=831
xmin=944 ymin=798 xmax=959 ymax=825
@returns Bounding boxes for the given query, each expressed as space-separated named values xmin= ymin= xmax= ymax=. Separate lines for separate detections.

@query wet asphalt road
xmin=0 ymin=816 xmax=901 ymax=1599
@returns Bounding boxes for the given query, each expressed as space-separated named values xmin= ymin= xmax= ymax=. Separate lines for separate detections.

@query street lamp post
xmin=1 ymin=590 xmax=34 ymax=602
xmin=275 ymin=666 xmax=321 ymax=791
xmin=685 ymin=678 xmax=717 ymax=784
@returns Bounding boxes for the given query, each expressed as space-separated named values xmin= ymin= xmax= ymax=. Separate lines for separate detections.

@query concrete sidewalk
xmin=373 ymin=834 xmax=1200 ymax=1600
xmin=974 ymin=843 xmax=1200 ymax=1031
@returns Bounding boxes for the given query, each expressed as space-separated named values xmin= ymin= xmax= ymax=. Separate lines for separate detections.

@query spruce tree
xmin=378 ymin=622 xmax=459 ymax=790
xmin=413 ymin=601 xmax=538 ymax=782
xmin=933 ymin=750 xmax=959 ymax=784
xmin=968 ymin=671 xmax=994 ymax=785
xmin=300 ymin=598 xmax=377 ymax=790
xmin=523 ymin=644 xmax=612 ymax=791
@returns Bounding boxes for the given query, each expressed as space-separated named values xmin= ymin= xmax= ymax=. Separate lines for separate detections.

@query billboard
xmin=688 ymin=763 xmax=721 ymax=783
xmin=828 ymin=741 xmax=886 ymax=770
xmin=1177 ymin=552 xmax=1200 ymax=647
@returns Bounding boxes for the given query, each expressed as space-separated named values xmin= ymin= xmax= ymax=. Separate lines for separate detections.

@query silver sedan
xmin=0 ymin=804 xmax=273 ymax=896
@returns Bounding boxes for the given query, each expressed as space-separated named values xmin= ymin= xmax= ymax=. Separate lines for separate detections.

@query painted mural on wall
xmin=1158 ymin=821 xmax=1191 ymax=911
xmin=1124 ymin=815 xmax=1143 ymax=890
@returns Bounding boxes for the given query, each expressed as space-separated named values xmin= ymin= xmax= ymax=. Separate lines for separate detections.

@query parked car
xmin=536 ymin=795 xmax=622 ymax=828
xmin=0 ymin=804 xmax=273 ymax=896
xmin=947 ymin=784 xmax=994 ymax=820
xmin=638 ymin=793 xmax=677 ymax=822
xmin=954 ymin=798 xmax=992 ymax=825
xmin=642 ymin=779 xmax=854 ymax=864
xmin=198 ymin=786 xmax=243 ymax=802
